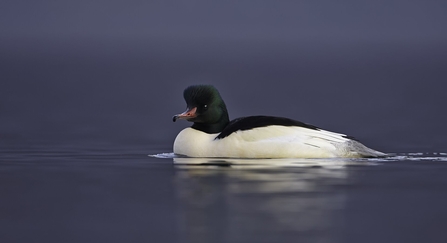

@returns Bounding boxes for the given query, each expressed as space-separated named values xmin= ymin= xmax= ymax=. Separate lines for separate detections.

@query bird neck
xmin=192 ymin=113 xmax=229 ymax=134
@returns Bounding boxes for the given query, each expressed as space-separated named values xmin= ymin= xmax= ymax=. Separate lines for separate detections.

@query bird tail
xmin=344 ymin=140 xmax=387 ymax=158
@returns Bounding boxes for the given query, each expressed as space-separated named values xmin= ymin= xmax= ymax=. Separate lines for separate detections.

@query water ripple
xmin=149 ymin=152 xmax=447 ymax=168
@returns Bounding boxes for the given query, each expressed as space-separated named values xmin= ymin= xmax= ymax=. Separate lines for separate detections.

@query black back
xmin=215 ymin=116 xmax=320 ymax=139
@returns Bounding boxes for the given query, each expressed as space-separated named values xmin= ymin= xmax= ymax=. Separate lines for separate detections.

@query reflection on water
xmin=173 ymin=157 xmax=353 ymax=243
xmin=173 ymin=156 xmax=378 ymax=168
xmin=148 ymin=153 xmax=447 ymax=242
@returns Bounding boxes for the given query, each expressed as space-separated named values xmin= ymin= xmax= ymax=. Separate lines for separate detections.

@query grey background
xmin=1 ymin=0 xmax=446 ymax=151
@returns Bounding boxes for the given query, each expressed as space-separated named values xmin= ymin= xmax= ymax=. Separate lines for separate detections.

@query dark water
xmin=2 ymin=2 xmax=447 ymax=242
xmin=2 ymin=146 xmax=447 ymax=243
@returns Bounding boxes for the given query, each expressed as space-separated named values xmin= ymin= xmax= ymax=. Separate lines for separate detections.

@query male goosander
xmin=173 ymin=85 xmax=386 ymax=158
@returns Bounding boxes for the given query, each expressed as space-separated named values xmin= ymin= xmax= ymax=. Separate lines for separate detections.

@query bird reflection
xmin=173 ymin=157 xmax=359 ymax=243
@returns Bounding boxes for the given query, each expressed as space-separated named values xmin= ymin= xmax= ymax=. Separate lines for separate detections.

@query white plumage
xmin=174 ymin=126 xmax=384 ymax=158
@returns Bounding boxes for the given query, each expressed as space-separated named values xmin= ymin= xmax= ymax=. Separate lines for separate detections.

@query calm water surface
xmin=1 ymin=143 xmax=447 ymax=243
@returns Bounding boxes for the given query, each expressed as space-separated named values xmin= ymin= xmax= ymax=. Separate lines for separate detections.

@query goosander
xmin=173 ymin=85 xmax=386 ymax=158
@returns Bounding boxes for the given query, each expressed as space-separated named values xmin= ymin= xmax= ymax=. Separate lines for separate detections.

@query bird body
xmin=172 ymin=85 xmax=386 ymax=159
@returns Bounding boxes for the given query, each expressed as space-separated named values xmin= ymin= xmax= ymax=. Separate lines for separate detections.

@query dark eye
xmin=203 ymin=104 xmax=208 ymax=111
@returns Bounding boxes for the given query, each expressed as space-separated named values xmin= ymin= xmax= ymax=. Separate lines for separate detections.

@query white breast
xmin=173 ymin=126 xmax=363 ymax=158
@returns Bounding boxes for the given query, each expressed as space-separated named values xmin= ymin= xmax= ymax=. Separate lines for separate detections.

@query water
xmin=1 ymin=143 xmax=447 ymax=243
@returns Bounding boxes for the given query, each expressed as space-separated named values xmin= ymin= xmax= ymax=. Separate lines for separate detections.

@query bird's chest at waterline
xmin=173 ymin=128 xmax=220 ymax=157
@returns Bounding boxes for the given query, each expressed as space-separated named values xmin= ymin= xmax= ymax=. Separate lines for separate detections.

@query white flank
xmin=173 ymin=126 xmax=381 ymax=159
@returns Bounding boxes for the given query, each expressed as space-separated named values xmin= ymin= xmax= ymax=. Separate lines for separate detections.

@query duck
xmin=172 ymin=85 xmax=386 ymax=158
